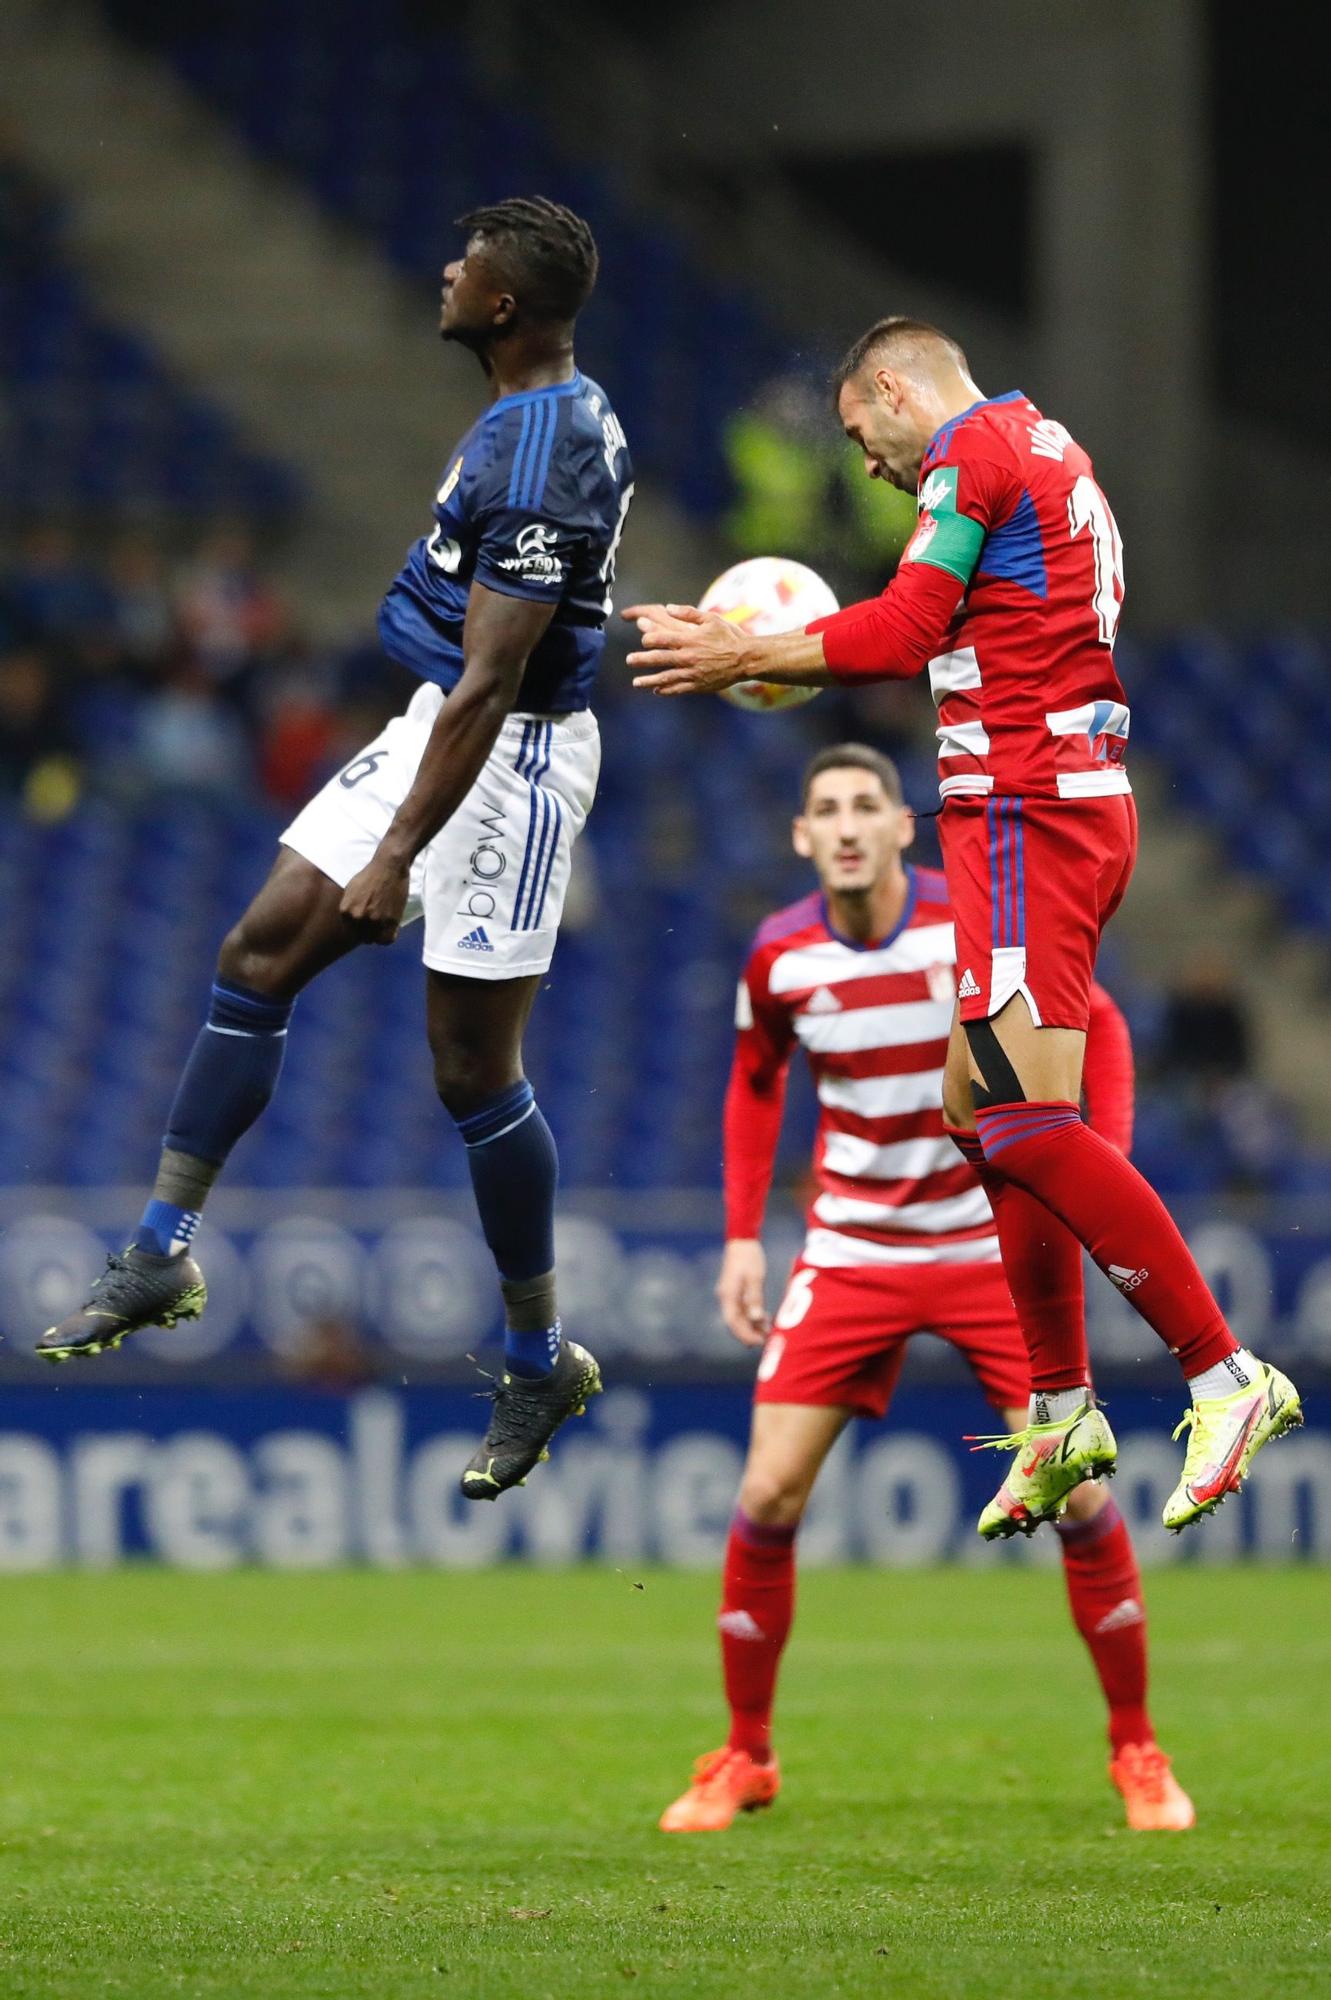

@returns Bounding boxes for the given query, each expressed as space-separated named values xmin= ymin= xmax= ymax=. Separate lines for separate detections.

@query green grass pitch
xmin=1 ymin=1566 xmax=1328 ymax=1998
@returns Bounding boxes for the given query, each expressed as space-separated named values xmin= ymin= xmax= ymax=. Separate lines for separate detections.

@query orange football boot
xmin=658 ymin=1746 xmax=781 ymax=1832
xmin=1109 ymin=1741 xmax=1196 ymax=1831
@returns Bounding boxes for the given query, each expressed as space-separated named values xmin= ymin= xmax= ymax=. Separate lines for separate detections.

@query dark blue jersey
xmin=378 ymin=370 xmax=633 ymax=713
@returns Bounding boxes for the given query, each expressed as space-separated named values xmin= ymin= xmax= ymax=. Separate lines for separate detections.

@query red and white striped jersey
xmin=723 ymin=865 xmax=1133 ymax=1269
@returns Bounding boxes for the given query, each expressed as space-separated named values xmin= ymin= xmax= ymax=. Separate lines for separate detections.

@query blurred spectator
xmin=723 ymin=370 xmax=918 ymax=599
xmin=175 ymin=521 xmax=288 ymax=691
xmin=0 ymin=645 xmax=80 ymax=818
xmin=4 ymin=522 xmax=115 ymax=649
xmin=280 ymin=1316 xmax=381 ymax=1393
xmin=1158 ymin=954 xmax=1251 ymax=1083
xmin=724 ymin=374 xmax=832 ymax=563
xmin=257 ymin=668 xmax=344 ymax=808
xmin=135 ymin=661 xmax=251 ymax=796
xmin=1155 ymin=955 xmax=1292 ymax=1190
xmin=105 ymin=532 xmax=176 ymax=673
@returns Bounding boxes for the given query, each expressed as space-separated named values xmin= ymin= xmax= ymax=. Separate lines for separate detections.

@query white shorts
xmin=281 ymin=681 xmax=600 ymax=978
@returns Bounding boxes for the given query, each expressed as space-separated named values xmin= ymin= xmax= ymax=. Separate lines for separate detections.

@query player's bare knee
xmin=216 ymin=913 xmax=280 ymax=994
xmin=432 ymin=1041 xmax=522 ymax=1117
xmin=738 ymin=1458 xmax=812 ymax=1528
xmin=1063 ymin=1479 xmax=1110 ymax=1524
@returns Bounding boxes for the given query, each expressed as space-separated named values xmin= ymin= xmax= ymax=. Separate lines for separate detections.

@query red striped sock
xmin=973 ymin=1101 xmax=1238 ymax=1386
xmin=719 ymin=1510 xmax=796 ymax=1763
xmin=1056 ymin=1496 xmax=1152 ymax=1752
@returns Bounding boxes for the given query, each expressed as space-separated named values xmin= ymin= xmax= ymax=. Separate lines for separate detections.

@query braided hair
xmin=457 ymin=197 xmax=599 ymax=324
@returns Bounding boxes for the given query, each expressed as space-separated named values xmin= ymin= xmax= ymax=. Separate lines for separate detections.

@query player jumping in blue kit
xmin=38 ymin=198 xmax=633 ymax=1500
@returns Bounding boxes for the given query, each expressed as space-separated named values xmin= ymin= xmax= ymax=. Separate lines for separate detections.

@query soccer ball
xmin=699 ymin=556 xmax=838 ymax=711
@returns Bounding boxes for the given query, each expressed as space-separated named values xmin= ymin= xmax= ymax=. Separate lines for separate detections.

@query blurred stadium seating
xmin=1127 ymin=631 xmax=1331 ymax=938
xmin=0 ymin=156 xmax=299 ymax=525
xmin=97 ymin=0 xmax=794 ymax=522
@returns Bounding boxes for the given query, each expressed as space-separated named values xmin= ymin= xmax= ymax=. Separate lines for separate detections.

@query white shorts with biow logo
xmin=281 ymin=680 xmax=600 ymax=978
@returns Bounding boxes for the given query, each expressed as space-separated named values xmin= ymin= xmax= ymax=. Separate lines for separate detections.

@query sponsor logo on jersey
xmin=918 ymin=467 xmax=957 ymax=516
xmin=1108 ymin=1262 xmax=1148 ymax=1293
xmin=457 ymin=925 xmax=495 ymax=953
xmin=496 ymin=521 xmax=564 ymax=585
xmin=958 ymin=966 xmax=982 ymax=999
xmin=458 ymin=803 xmax=509 ymax=924
xmin=804 ymin=986 xmax=842 ymax=1015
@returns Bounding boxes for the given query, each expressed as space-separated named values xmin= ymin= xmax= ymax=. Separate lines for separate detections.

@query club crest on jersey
xmin=497 ymin=521 xmax=564 ymax=586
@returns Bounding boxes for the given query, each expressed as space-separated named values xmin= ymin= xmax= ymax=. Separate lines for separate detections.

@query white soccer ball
xmin=699 ymin=556 xmax=838 ymax=711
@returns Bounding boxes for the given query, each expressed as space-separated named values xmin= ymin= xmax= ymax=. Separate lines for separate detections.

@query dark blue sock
xmin=454 ymin=1080 xmax=560 ymax=1377
xmin=505 ymin=1320 xmax=563 ymax=1378
xmin=134 ymin=980 xmax=293 ymax=1255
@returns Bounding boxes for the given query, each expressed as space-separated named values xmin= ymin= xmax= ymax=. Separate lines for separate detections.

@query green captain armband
xmin=906 ymin=464 xmax=986 ymax=584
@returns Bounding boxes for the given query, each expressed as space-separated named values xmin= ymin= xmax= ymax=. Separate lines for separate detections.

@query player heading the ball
xmin=625 ymin=315 xmax=1300 ymax=1536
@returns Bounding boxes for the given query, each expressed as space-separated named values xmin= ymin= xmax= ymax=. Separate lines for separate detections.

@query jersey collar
xmin=484 ymin=370 xmax=584 ymax=418
xmin=923 ymin=389 xmax=1026 ymax=460
xmin=820 ymin=866 xmax=918 ymax=953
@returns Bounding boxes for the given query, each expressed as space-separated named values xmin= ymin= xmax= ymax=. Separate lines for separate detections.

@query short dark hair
xmin=832 ymin=315 xmax=969 ymax=399
xmin=801 ymin=742 xmax=903 ymax=807
xmin=456 ymin=196 xmax=599 ymax=323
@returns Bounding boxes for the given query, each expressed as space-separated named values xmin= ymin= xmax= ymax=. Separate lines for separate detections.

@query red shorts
xmin=940 ymin=793 xmax=1137 ymax=1030
xmin=754 ymin=1256 xmax=1030 ymax=1420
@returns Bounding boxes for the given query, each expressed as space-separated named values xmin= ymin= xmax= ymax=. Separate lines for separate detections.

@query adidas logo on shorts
xmin=958 ymin=967 xmax=982 ymax=999
xmin=457 ymin=925 xmax=495 ymax=953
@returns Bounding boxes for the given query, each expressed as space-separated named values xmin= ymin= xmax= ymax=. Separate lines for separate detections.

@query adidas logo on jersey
xmin=958 ymin=967 xmax=982 ymax=999
xmin=1108 ymin=1263 xmax=1149 ymax=1293
xmin=804 ymin=986 xmax=842 ymax=1015
xmin=457 ymin=926 xmax=495 ymax=953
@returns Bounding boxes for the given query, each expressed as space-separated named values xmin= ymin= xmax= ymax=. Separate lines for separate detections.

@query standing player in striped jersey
xmin=659 ymin=744 xmax=1192 ymax=1836
xmin=37 ymin=199 xmax=633 ymax=1499
xmin=627 ymin=316 xmax=1300 ymax=1536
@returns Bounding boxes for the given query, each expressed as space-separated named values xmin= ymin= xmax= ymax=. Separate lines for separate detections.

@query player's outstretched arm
xmin=624 ymin=602 xmax=831 ymax=696
xmin=625 ymin=558 xmax=965 ymax=696
xmin=339 ymin=584 xmax=556 ymax=943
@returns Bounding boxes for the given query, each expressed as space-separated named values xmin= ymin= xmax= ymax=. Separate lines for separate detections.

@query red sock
xmin=1056 ymin=1495 xmax=1152 ymax=1753
xmin=949 ymin=1127 xmax=1089 ymax=1392
xmin=719 ymin=1510 xmax=796 ymax=1762
xmin=974 ymin=1101 xmax=1238 ymax=1388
